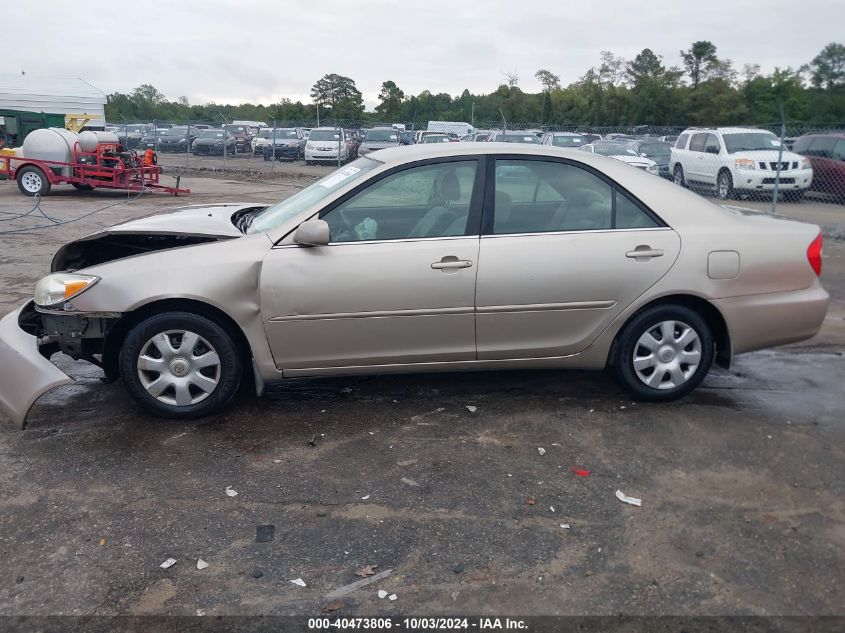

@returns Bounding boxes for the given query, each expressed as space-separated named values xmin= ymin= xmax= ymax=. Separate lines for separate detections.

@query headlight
xmin=801 ymin=158 xmax=811 ymax=170
xmin=646 ymin=164 xmax=659 ymax=173
xmin=34 ymin=273 xmax=98 ymax=308
xmin=179 ymin=138 xmax=186 ymax=143
xmin=735 ymin=158 xmax=756 ymax=170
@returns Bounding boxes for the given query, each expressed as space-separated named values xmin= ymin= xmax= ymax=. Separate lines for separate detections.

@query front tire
xmin=17 ymin=165 xmax=51 ymax=196
xmin=119 ymin=312 xmax=243 ymax=419
xmin=612 ymin=305 xmax=714 ymax=402
xmin=717 ymin=170 xmax=734 ymax=200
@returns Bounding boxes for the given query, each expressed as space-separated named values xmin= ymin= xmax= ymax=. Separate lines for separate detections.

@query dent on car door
xmin=475 ymin=158 xmax=680 ymax=360
xmin=260 ymin=158 xmax=484 ymax=370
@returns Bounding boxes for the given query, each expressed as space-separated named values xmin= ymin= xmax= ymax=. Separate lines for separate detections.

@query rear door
xmin=474 ymin=157 xmax=680 ymax=360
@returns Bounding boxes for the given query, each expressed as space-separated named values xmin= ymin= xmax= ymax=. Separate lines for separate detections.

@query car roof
xmin=683 ymin=127 xmax=776 ymax=135
xmin=797 ymin=132 xmax=845 ymax=139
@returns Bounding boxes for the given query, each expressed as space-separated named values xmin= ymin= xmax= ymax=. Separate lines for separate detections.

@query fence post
xmin=771 ymin=103 xmax=786 ymax=215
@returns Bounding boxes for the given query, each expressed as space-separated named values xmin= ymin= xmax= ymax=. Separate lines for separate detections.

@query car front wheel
xmin=717 ymin=171 xmax=734 ymax=200
xmin=612 ymin=305 xmax=714 ymax=402
xmin=120 ymin=312 xmax=243 ymax=419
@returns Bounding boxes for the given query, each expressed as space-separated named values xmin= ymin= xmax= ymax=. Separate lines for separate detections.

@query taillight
xmin=807 ymin=233 xmax=823 ymax=276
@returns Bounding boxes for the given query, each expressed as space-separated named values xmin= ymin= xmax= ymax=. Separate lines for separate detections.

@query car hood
xmin=50 ymin=203 xmax=268 ymax=272
xmin=730 ymin=149 xmax=803 ymax=162
xmin=362 ymin=141 xmax=400 ymax=149
xmin=194 ymin=137 xmax=225 ymax=145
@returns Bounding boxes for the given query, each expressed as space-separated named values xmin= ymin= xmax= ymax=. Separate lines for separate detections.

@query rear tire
xmin=17 ymin=165 xmax=51 ymax=196
xmin=119 ymin=311 xmax=243 ymax=419
xmin=612 ymin=305 xmax=714 ymax=402
xmin=673 ymin=165 xmax=686 ymax=188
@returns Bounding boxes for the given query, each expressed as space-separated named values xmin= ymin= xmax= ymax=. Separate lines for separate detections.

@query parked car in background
xmin=414 ymin=130 xmax=448 ymax=143
xmin=251 ymin=128 xmax=275 ymax=154
xmin=580 ymin=141 xmax=659 ymax=173
xmin=1 ymin=143 xmax=829 ymax=426
xmin=115 ymin=124 xmax=152 ymax=149
xmin=222 ymin=124 xmax=253 ymax=153
xmin=420 ymin=134 xmax=452 ymax=144
xmin=262 ymin=128 xmax=307 ymax=161
xmin=577 ymin=133 xmax=602 ymax=144
xmin=345 ymin=129 xmax=363 ymax=159
xmin=659 ymin=135 xmax=679 ymax=145
xmin=541 ymin=132 xmax=588 ymax=149
xmin=158 ymin=126 xmax=200 ymax=153
xmin=191 ymin=129 xmax=236 ymax=156
xmin=792 ymin=133 xmax=845 ymax=200
xmin=305 ymin=127 xmax=349 ymax=164
xmin=670 ymin=127 xmax=813 ymax=201
xmin=486 ymin=131 xmax=541 ymax=144
xmin=359 ymin=127 xmax=401 ymax=156
xmin=301 ymin=128 xmax=312 ymax=139
xmin=627 ymin=139 xmax=673 ymax=179
xmin=141 ymin=129 xmax=170 ymax=151
xmin=399 ymin=131 xmax=416 ymax=145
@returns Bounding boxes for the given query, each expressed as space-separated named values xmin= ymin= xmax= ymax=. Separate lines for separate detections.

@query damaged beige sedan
xmin=0 ymin=144 xmax=830 ymax=427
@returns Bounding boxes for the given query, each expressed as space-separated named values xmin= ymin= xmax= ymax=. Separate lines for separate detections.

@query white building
xmin=0 ymin=74 xmax=107 ymax=127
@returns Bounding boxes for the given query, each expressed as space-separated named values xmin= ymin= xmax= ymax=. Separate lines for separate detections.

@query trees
xmin=310 ymin=73 xmax=364 ymax=119
xmin=808 ymin=42 xmax=845 ymax=90
xmin=681 ymin=41 xmax=719 ymax=89
xmin=375 ymin=81 xmax=405 ymax=119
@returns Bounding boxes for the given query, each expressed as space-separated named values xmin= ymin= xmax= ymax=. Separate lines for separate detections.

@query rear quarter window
xmin=675 ymin=133 xmax=690 ymax=150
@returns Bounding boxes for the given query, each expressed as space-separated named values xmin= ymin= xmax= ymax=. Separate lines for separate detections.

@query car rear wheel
xmin=717 ymin=171 xmax=734 ymax=200
xmin=17 ymin=165 xmax=51 ymax=196
xmin=673 ymin=165 xmax=686 ymax=188
xmin=120 ymin=312 xmax=243 ymax=419
xmin=612 ymin=305 xmax=714 ymax=401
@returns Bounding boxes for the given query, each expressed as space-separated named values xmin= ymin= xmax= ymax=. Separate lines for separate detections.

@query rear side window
xmin=808 ymin=137 xmax=836 ymax=158
xmin=675 ymin=133 xmax=690 ymax=149
xmin=833 ymin=140 xmax=845 ymax=160
xmin=689 ymin=133 xmax=707 ymax=152
xmin=491 ymin=159 xmax=659 ymax=234
xmin=791 ymin=137 xmax=812 ymax=154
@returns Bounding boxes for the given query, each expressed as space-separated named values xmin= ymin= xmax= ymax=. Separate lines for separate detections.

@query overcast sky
xmin=9 ymin=0 xmax=844 ymax=110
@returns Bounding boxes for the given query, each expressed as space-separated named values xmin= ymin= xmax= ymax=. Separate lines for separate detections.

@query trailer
xmin=0 ymin=128 xmax=189 ymax=197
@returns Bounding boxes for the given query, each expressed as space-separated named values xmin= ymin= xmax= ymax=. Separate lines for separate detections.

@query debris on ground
xmin=537 ymin=447 xmax=546 ymax=456
xmin=465 ymin=405 xmax=478 ymax=413
xmin=451 ymin=591 xmax=460 ymax=601
xmin=324 ymin=600 xmax=345 ymax=612
xmin=570 ymin=467 xmax=591 ymax=477
xmin=251 ymin=569 xmax=264 ymax=579
xmin=99 ymin=538 xmax=106 ymax=546
xmin=325 ymin=569 xmax=394 ymax=599
xmin=526 ymin=498 xmax=536 ymax=505
xmin=361 ymin=495 xmax=370 ymax=500
xmin=159 ymin=558 xmax=177 ymax=569
xmin=377 ymin=590 xmax=388 ymax=599
xmin=308 ymin=434 xmax=318 ymax=447
xmin=560 ymin=523 xmax=571 ymax=529
xmin=615 ymin=489 xmax=642 ymax=507
xmin=355 ymin=564 xmax=379 ymax=578
xmin=256 ymin=525 xmax=276 ymax=543
xmin=196 ymin=609 xmax=206 ymax=616
xmin=225 ymin=486 xmax=238 ymax=497
xmin=388 ymin=593 xmax=398 ymax=601
xmin=453 ymin=563 xmax=464 ymax=574
xmin=401 ymin=477 xmax=419 ymax=487
xmin=549 ymin=506 xmax=555 ymax=513
xmin=397 ymin=458 xmax=418 ymax=467
xmin=196 ymin=558 xmax=209 ymax=570
xmin=290 ymin=577 xmax=307 ymax=587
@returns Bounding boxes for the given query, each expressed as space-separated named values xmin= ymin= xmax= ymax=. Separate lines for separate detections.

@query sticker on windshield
xmin=770 ymin=139 xmax=782 ymax=146
xmin=318 ymin=166 xmax=361 ymax=189
xmin=571 ymin=138 xmax=582 ymax=142
xmin=524 ymin=136 xmax=533 ymax=141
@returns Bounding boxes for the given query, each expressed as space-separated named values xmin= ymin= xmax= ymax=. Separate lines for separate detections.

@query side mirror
xmin=294 ymin=219 xmax=330 ymax=246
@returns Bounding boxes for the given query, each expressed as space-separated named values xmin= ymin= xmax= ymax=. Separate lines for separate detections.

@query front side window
xmin=807 ymin=137 xmax=836 ymax=158
xmin=492 ymin=159 xmax=657 ymax=234
xmin=704 ymin=134 xmax=721 ymax=154
xmin=320 ymin=160 xmax=478 ymax=242
xmin=833 ymin=140 xmax=845 ymax=160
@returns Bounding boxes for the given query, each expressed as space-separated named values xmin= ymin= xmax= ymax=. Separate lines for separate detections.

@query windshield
xmin=500 ymin=134 xmax=540 ymax=144
xmin=224 ymin=125 xmax=247 ymax=134
xmin=199 ymin=131 xmax=225 ymax=139
xmin=126 ymin=125 xmax=147 ymax=133
xmin=552 ymin=135 xmax=585 ymax=147
xmin=723 ymin=132 xmax=781 ymax=153
xmin=637 ymin=142 xmax=671 ymax=159
xmin=593 ymin=143 xmax=638 ymax=157
xmin=422 ymin=135 xmax=450 ymax=143
xmin=310 ymin=129 xmax=341 ymax=141
xmin=168 ymin=127 xmax=189 ymax=135
xmin=365 ymin=129 xmax=399 ymax=142
xmin=248 ymin=157 xmax=381 ymax=234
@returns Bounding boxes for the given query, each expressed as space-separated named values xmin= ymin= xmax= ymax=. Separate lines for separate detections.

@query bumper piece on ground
xmin=0 ymin=305 xmax=73 ymax=429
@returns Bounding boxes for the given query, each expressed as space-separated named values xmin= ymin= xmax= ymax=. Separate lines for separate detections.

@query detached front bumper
xmin=0 ymin=303 xmax=73 ymax=428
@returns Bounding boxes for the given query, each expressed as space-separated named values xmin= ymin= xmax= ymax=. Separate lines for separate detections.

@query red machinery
xmin=1 ymin=130 xmax=190 ymax=197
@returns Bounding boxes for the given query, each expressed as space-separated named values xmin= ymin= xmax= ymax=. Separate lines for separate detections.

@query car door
xmin=260 ymin=157 xmax=484 ymax=370
xmin=474 ymin=157 xmax=680 ymax=360
xmin=686 ymin=133 xmax=708 ymax=182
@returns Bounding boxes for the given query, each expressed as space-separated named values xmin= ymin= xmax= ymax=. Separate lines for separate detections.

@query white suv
xmin=669 ymin=127 xmax=813 ymax=200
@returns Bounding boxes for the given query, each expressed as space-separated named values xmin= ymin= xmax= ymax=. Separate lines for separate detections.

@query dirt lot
xmin=0 ymin=172 xmax=843 ymax=618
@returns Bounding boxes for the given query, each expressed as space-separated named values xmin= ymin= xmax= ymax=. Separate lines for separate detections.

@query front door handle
xmin=431 ymin=256 xmax=473 ymax=270
xmin=626 ymin=246 xmax=664 ymax=260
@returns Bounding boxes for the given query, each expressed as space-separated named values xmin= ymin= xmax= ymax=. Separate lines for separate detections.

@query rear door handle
xmin=626 ymin=246 xmax=664 ymax=260
xmin=432 ymin=257 xmax=473 ymax=270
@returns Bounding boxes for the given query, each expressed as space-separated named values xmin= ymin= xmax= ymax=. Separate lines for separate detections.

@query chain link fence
xmin=99 ymin=117 xmax=845 ymax=208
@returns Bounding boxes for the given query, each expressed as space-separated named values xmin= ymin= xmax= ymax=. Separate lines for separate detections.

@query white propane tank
xmin=22 ymin=128 xmax=79 ymax=177
xmin=78 ymin=130 xmax=120 ymax=152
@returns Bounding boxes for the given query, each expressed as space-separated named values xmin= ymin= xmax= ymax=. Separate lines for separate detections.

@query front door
xmin=475 ymin=157 xmax=681 ymax=360
xmin=260 ymin=158 xmax=483 ymax=370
